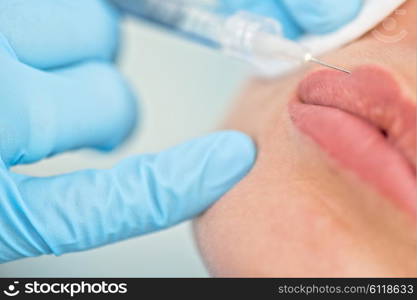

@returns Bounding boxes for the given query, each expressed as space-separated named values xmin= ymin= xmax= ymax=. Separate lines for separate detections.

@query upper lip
xmin=297 ymin=64 xmax=416 ymax=171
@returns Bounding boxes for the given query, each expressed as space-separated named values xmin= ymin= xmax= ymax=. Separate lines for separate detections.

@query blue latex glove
xmin=218 ymin=0 xmax=363 ymax=39
xmin=0 ymin=0 xmax=256 ymax=263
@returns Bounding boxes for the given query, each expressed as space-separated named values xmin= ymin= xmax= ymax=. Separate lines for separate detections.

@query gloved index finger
xmin=0 ymin=0 xmax=120 ymax=69
xmin=2 ymin=132 xmax=256 ymax=262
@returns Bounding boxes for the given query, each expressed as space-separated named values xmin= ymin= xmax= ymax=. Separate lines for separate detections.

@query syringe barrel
xmin=220 ymin=12 xmax=283 ymax=61
xmin=110 ymin=0 xmax=186 ymax=26
xmin=110 ymin=0 xmax=225 ymax=45
xmin=110 ymin=0 xmax=308 ymax=76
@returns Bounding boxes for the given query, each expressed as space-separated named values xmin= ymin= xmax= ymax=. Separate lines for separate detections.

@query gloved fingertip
xmin=54 ymin=62 xmax=139 ymax=155
xmin=200 ymin=131 xmax=257 ymax=199
xmin=94 ymin=73 xmax=139 ymax=153
xmin=214 ymin=130 xmax=257 ymax=172
xmin=149 ymin=131 xmax=256 ymax=226
xmin=282 ymin=0 xmax=363 ymax=34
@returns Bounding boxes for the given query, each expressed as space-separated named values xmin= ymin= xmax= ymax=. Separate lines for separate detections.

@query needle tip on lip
xmin=309 ymin=57 xmax=351 ymax=74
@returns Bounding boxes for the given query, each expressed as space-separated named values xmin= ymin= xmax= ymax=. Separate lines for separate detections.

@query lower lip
xmin=289 ymin=69 xmax=416 ymax=217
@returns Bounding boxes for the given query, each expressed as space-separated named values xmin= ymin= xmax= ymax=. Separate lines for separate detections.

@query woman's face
xmin=194 ymin=1 xmax=416 ymax=277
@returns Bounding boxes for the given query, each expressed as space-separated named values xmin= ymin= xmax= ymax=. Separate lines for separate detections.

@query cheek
xmin=195 ymin=168 xmax=416 ymax=277
xmin=194 ymin=111 xmax=416 ymax=277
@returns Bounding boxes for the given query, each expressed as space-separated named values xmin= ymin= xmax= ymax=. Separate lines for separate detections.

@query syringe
xmin=110 ymin=0 xmax=351 ymax=76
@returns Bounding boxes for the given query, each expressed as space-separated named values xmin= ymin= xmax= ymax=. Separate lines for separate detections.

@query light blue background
xmin=0 ymin=17 xmax=249 ymax=277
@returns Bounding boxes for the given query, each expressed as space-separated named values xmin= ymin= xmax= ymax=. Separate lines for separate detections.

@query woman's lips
xmin=289 ymin=65 xmax=416 ymax=217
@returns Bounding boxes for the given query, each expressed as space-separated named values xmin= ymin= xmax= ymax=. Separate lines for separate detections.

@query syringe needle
xmin=308 ymin=57 xmax=351 ymax=74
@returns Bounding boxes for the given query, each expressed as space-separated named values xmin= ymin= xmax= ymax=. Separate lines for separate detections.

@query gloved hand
xmin=218 ymin=0 xmax=363 ymax=39
xmin=0 ymin=0 xmax=256 ymax=263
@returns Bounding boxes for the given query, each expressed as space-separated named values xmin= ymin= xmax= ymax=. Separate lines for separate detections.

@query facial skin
xmin=194 ymin=1 xmax=416 ymax=277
